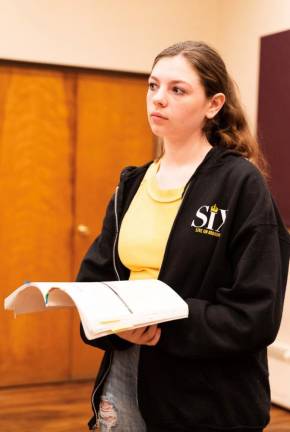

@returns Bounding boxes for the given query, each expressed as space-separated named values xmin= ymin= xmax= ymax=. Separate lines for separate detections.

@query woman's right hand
xmin=117 ymin=324 xmax=161 ymax=346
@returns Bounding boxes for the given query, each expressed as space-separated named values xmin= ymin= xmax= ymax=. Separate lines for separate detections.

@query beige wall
xmin=218 ymin=0 xmax=290 ymax=130
xmin=0 ymin=0 xmax=218 ymax=73
xmin=1 ymin=1 xmax=289 ymax=128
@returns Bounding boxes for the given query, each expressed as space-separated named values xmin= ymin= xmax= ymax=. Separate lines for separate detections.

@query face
xmin=147 ymin=55 xmax=213 ymax=141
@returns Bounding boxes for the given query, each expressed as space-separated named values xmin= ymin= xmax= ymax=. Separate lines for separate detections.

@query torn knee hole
xmin=99 ymin=398 xmax=118 ymax=428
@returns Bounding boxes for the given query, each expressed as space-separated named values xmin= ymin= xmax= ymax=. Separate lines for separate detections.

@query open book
xmin=4 ymin=280 xmax=188 ymax=340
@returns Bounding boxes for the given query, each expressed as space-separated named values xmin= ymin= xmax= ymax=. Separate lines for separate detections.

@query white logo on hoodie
xmin=191 ymin=204 xmax=228 ymax=238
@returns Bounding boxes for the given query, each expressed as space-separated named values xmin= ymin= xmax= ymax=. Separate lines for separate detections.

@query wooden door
xmin=71 ymin=71 xmax=154 ymax=378
xmin=0 ymin=64 xmax=153 ymax=386
xmin=0 ymin=66 xmax=75 ymax=386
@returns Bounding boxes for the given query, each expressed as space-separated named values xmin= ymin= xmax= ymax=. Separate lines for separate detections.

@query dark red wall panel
xmin=257 ymin=29 xmax=290 ymax=226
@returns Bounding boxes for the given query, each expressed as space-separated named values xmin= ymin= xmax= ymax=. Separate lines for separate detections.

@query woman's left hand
xmin=117 ymin=324 xmax=161 ymax=346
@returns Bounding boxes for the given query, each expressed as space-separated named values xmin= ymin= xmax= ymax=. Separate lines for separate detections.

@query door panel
xmin=71 ymin=72 xmax=154 ymax=378
xmin=0 ymin=67 xmax=75 ymax=385
xmin=0 ymin=65 xmax=153 ymax=385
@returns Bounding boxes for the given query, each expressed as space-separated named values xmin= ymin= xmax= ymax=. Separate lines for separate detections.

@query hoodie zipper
xmin=91 ymin=186 xmax=121 ymax=429
xmin=113 ymin=182 xmax=141 ymax=412
xmin=113 ymin=186 xmax=121 ymax=281
xmin=90 ymin=351 xmax=113 ymax=430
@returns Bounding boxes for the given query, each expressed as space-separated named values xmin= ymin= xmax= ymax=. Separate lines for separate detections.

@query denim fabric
xmin=99 ymin=344 xmax=147 ymax=432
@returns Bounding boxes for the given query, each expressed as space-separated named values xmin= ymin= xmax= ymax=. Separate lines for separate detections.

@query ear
xmin=205 ymin=93 xmax=225 ymax=119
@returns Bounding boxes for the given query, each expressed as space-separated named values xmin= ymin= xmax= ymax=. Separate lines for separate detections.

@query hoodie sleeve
xmin=76 ymin=192 xmax=132 ymax=351
xmin=158 ymin=171 xmax=290 ymax=359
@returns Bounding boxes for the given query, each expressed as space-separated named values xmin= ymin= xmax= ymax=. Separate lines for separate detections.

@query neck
xmin=161 ymin=132 xmax=212 ymax=167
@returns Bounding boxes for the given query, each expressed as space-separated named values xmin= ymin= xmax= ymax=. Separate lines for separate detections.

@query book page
xmin=4 ymin=284 xmax=48 ymax=314
xmin=46 ymin=280 xmax=188 ymax=339
xmin=95 ymin=280 xmax=188 ymax=334
xmin=75 ymin=280 xmax=188 ymax=338
xmin=106 ymin=280 xmax=186 ymax=317
xmin=60 ymin=282 xmax=131 ymax=319
xmin=4 ymin=280 xmax=189 ymax=340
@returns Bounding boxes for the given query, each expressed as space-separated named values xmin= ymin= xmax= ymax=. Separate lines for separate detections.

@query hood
xmin=119 ymin=145 xmax=243 ymax=185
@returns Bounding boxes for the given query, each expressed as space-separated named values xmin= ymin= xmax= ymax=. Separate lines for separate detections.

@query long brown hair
xmin=152 ymin=41 xmax=268 ymax=178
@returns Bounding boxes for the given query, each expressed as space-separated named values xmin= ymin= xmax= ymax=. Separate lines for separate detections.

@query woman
xmin=77 ymin=41 xmax=290 ymax=432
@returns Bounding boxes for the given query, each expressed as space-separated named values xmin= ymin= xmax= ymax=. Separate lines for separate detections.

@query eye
xmin=148 ymin=82 xmax=157 ymax=91
xmin=172 ymin=86 xmax=185 ymax=95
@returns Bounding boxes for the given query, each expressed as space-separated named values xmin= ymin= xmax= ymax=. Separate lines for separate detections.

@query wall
xmin=1 ymin=0 xmax=289 ymax=128
xmin=0 ymin=0 xmax=219 ymax=73
xmin=1 ymin=0 xmax=289 ymax=119
xmin=218 ymin=0 xmax=290 ymax=131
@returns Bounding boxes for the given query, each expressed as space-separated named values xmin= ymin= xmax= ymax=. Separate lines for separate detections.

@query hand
xmin=117 ymin=324 xmax=161 ymax=346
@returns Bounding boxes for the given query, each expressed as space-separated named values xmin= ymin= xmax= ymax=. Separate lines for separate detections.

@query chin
xmin=151 ymin=130 xmax=164 ymax=138
xmin=149 ymin=124 xmax=166 ymax=136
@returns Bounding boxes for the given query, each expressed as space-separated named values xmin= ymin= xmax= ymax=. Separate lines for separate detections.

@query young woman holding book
xmin=77 ymin=41 xmax=290 ymax=432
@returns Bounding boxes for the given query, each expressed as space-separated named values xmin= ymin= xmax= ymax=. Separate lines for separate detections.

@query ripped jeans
xmin=98 ymin=345 xmax=147 ymax=432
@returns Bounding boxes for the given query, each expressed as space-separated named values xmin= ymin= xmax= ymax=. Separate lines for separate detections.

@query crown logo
xmin=211 ymin=204 xmax=218 ymax=213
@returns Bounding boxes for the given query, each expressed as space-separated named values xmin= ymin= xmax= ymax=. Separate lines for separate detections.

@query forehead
xmin=150 ymin=55 xmax=201 ymax=85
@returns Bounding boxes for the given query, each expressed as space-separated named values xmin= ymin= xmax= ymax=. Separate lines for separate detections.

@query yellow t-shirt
xmin=118 ymin=161 xmax=184 ymax=280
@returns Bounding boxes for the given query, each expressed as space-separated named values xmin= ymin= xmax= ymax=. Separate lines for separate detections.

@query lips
xmin=150 ymin=112 xmax=168 ymax=120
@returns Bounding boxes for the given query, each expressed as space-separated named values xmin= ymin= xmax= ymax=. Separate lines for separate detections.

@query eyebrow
xmin=148 ymin=75 xmax=191 ymax=86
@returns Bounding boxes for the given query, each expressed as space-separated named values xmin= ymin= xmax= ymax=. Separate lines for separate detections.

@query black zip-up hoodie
xmin=77 ymin=146 xmax=290 ymax=431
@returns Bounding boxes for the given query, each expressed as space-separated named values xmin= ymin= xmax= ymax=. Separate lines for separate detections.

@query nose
xmin=152 ymin=87 xmax=167 ymax=107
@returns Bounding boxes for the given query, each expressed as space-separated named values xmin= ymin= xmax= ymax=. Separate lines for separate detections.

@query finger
xmin=118 ymin=325 xmax=158 ymax=344
xmin=141 ymin=325 xmax=159 ymax=344
xmin=134 ymin=326 xmax=149 ymax=337
xmin=117 ymin=328 xmax=139 ymax=342
xmin=132 ymin=325 xmax=155 ymax=341
xmin=146 ymin=328 xmax=161 ymax=346
xmin=143 ymin=325 xmax=158 ymax=340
